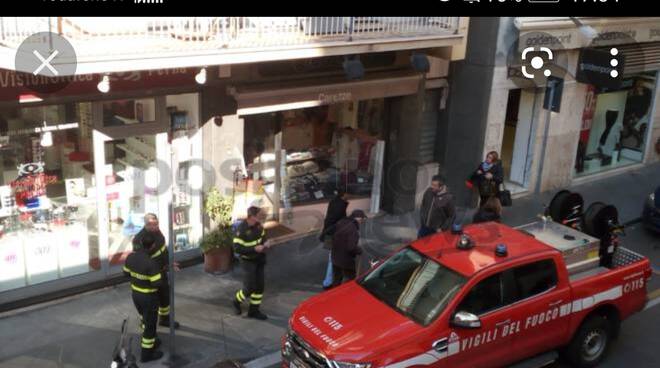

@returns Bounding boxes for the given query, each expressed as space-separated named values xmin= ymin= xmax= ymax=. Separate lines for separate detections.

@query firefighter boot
xmin=247 ymin=304 xmax=268 ymax=320
xmin=232 ymin=299 xmax=242 ymax=315
xmin=141 ymin=349 xmax=164 ymax=363
xmin=158 ymin=315 xmax=180 ymax=329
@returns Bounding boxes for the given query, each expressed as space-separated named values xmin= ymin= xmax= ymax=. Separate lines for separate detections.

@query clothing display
xmin=245 ymin=103 xmax=385 ymax=206
xmin=576 ymin=74 xmax=656 ymax=177
xmin=286 ymin=161 xmax=319 ymax=178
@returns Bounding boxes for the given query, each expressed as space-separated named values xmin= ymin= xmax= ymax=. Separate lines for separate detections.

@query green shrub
xmin=200 ymin=188 xmax=234 ymax=253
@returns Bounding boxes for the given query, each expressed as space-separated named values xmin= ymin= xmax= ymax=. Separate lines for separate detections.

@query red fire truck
xmin=282 ymin=218 xmax=651 ymax=368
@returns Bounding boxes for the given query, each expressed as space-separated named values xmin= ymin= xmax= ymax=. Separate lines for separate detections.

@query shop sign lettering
xmin=318 ymin=92 xmax=352 ymax=104
xmin=650 ymin=28 xmax=660 ymax=40
xmin=0 ymin=72 xmax=94 ymax=89
xmin=0 ymin=68 xmax=195 ymax=102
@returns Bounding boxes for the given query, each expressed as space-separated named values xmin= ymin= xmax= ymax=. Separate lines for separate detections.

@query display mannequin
xmin=598 ymin=109 xmax=619 ymax=153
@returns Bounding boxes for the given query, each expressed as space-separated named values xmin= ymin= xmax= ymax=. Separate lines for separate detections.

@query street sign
xmin=543 ymin=76 xmax=564 ymax=113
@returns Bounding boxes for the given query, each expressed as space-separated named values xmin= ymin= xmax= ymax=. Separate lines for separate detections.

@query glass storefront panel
xmin=575 ymin=72 xmax=657 ymax=177
xmin=0 ymin=103 xmax=99 ymax=292
xmin=0 ymin=92 xmax=205 ymax=302
xmin=103 ymin=134 xmax=161 ymax=267
xmin=166 ymin=93 xmax=203 ymax=252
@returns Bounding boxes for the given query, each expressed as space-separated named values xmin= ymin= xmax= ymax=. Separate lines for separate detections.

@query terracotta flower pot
xmin=204 ymin=246 xmax=233 ymax=274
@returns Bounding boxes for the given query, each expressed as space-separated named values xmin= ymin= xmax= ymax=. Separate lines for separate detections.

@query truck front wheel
xmin=564 ymin=315 xmax=612 ymax=368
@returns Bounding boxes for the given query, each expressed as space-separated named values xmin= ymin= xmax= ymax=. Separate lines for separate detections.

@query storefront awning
xmin=230 ymin=72 xmax=447 ymax=116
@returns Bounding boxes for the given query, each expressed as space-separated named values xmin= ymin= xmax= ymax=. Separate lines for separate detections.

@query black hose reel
xmin=547 ymin=190 xmax=585 ymax=228
xmin=548 ymin=189 xmax=623 ymax=267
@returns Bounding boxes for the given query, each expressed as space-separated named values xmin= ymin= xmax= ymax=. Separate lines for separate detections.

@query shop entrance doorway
xmin=501 ymin=89 xmax=536 ymax=193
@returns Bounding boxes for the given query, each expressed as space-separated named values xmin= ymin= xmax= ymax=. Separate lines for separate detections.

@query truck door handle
xmin=548 ymin=300 xmax=563 ymax=307
xmin=432 ymin=338 xmax=448 ymax=353
xmin=495 ymin=319 xmax=511 ymax=327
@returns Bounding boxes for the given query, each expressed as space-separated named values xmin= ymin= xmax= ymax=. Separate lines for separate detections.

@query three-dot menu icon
xmin=610 ymin=48 xmax=619 ymax=78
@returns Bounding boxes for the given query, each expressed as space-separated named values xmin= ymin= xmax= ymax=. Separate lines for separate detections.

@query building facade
xmin=0 ymin=17 xmax=469 ymax=308
xmin=443 ymin=17 xmax=660 ymax=206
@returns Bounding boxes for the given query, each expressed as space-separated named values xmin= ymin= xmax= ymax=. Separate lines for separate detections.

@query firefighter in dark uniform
xmin=232 ymin=206 xmax=272 ymax=320
xmin=123 ymin=233 xmax=164 ymax=363
xmin=132 ymin=213 xmax=180 ymax=329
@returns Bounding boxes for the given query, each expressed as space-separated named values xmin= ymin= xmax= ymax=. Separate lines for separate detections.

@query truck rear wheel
xmin=564 ymin=315 xmax=612 ymax=368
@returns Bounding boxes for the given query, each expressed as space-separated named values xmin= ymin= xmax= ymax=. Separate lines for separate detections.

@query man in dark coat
xmin=331 ymin=210 xmax=367 ymax=287
xmin=319 ymin=189 xmax=349 ymax=289
xmin=418 ymin=175 xmax=456 ymax=238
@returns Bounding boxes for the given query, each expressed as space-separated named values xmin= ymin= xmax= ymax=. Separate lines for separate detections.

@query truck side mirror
xmin=451 ymin=311 xmax=482 ymax=329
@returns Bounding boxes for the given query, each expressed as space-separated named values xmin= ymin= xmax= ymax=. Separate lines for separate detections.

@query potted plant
xmin=201 ymin=187 xmax=235 ymax=274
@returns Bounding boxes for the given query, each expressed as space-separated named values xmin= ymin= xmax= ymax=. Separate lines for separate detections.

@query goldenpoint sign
xmin=518 ymin=21 xmax=660 ymax=51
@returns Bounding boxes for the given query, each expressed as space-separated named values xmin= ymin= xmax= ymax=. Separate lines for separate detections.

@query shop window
xmin=243 ymin=100 xmax=385 ymax=207
xmin=575 ymin=72 xmax=657 ymax=177
xmin=167 ymin=93 xmax=203 ymax=253
xmin=0 ymin=103 xmax=98 ymax=292
xmin=102 ymin=98 xmax=156 ymax=127
xmin=102 ymin=93 xmax=203 ymax=263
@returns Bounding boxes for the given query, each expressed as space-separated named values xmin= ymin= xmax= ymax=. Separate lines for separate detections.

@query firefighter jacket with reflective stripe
xmin=123 ymin=249 xmax=163 ymax=294
xmin=133 ymin=229 xmax=168 ymax=275
xmin=233 ymin=220 xmax=267 ymax=262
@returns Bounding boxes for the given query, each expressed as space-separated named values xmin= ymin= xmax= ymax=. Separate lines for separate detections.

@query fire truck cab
xmin=283 ymin=220 xmax=651 ymax=368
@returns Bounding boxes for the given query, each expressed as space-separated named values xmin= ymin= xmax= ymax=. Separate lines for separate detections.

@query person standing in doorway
xmin=132 ymin=213 xmax=180 ymax=329
xmin=232 ymin=206 xmax=272 ymax=320
xmin=319 ymin=188 xmax=349 ymax=290
xmin=331 ymin=210 xmax=368 ymax=287
xmin=470 ymin=151 xmax=504 ymax=207
xmin=419 ymin=175 xmax=456 ymax=239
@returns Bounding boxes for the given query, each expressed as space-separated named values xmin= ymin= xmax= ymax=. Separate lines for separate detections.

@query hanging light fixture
xmin=195 ymin=67 xmax=207 ymax=85
xmin=343 ymin=56 xmax=364 ymax=80
xmin=97 ymin=75 xmax=110 ymax=93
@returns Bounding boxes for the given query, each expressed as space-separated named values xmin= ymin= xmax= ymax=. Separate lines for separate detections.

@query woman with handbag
xmin=470 ymin=151 xmax=504 ymax=207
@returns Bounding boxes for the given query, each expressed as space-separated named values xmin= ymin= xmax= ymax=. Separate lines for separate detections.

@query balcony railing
xmin=0 ymin=17 xmax=460 ymax=58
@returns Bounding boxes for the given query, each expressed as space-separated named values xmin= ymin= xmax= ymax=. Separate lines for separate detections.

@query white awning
xmin=231 ymin=72 xmax=447 ymax=116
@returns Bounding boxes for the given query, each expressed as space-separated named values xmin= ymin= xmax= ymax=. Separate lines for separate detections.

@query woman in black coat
xmin=470 ymin=151 xmax=504 ymax=207
xmin=319 ymin=189 xmax=348 ymax=289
